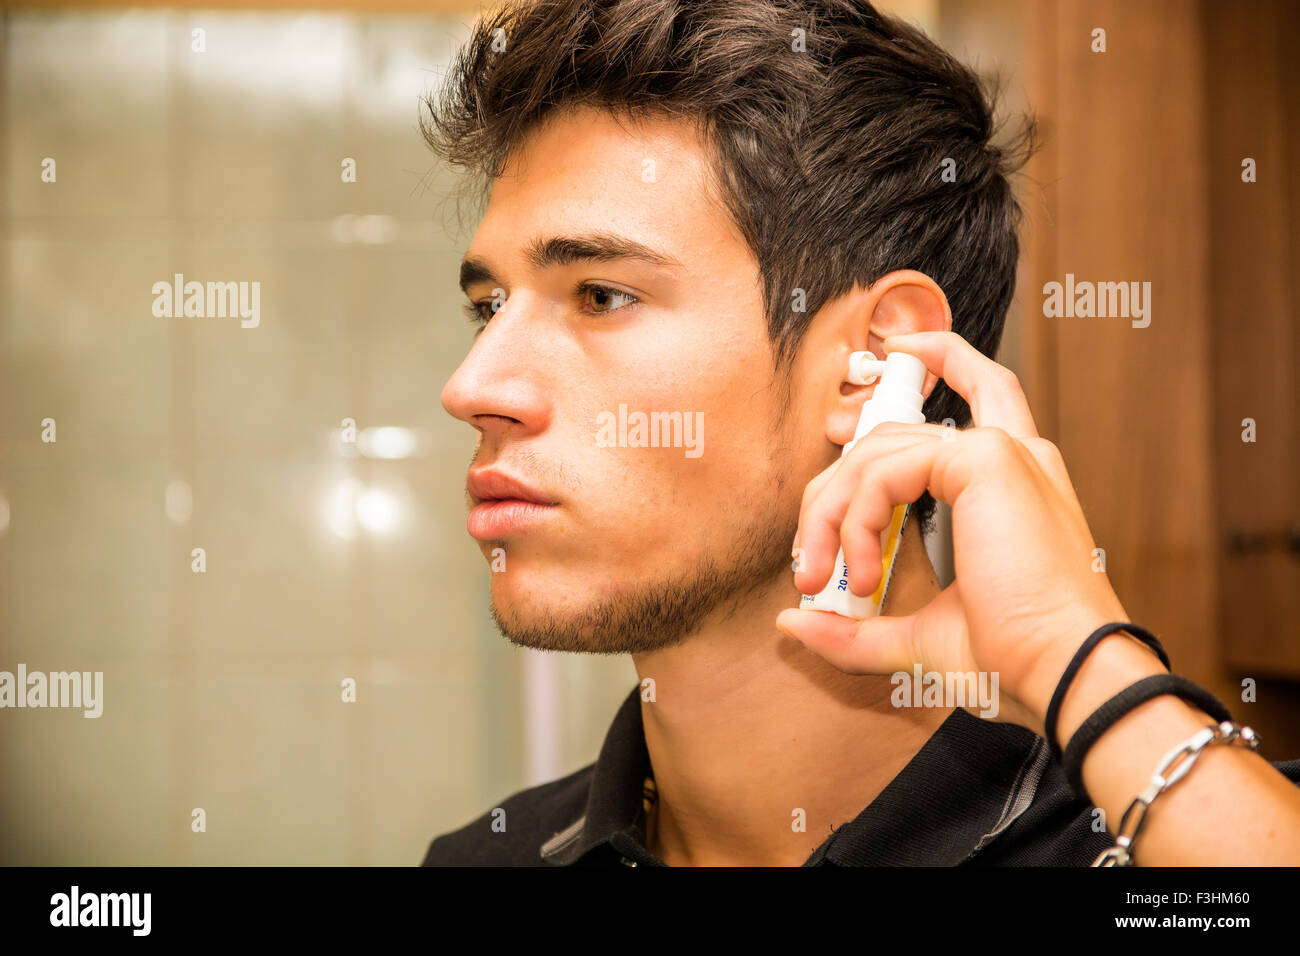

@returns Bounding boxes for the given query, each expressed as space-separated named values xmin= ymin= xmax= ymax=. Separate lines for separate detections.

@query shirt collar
xmin=539 ymin=683 xmax=1048 ymax=866
xmin=812 ymin=706 xmax=1050 ymax=866
xmin=540 ymin=685 xmax=653 ymax=866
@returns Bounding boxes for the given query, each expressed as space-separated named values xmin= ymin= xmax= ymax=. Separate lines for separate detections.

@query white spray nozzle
xmin=847 ymin=351 xmax=886 ymax=386
xmin=849 ymin=350 xmax=928 ymax=394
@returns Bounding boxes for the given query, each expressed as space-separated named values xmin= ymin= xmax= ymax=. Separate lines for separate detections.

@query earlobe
xmin=825 ymin=379 xmax=873 ymax=449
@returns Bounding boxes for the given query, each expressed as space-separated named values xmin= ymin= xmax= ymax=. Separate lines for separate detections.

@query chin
xmin=494 ymin=576 xmax=630 ymax=616
xmin=486 ymin=591 xmax=636 ymax=655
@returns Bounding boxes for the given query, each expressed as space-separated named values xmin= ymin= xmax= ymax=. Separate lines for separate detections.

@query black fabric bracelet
xmin=1044 ymin=622 xmax=1171 ymax=764
xmin=1062 ymin=674 xmax=1233 ymax=800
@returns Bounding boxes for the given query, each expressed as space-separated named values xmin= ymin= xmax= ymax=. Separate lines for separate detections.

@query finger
xmin=794 ymin=431 xmax=940 ymax=594
xmin=798 ymin=423 xmax=937 ymax=529
xmin=836 ymin=428 xmax=1039 ymax=595
xmin=775 ymin=607 xmax=920 ymax=676
xmin=882 ymin=331 xmax=1039 ymax=439
xmin=794 ymin=457 xmax=845 ymax=549
xmin=810 ymin=422 xmax=946 ymax=520
xmin=839 ymin=439 xmax=948 ymax=597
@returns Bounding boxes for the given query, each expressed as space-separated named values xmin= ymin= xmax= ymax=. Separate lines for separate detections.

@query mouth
xmin=466 ymin=468 xmax=558 ymax=507
xmin=465 ymin=468 xmax=560 ymax=539
xmin=466 ymin=499 xmax=559 ymax=539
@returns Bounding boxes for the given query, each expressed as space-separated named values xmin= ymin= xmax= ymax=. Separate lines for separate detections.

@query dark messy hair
xmin=420 ymin=0 xmax=1036 ymax=532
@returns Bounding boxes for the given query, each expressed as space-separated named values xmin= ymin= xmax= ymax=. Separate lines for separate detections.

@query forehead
xmin=469 ymin=106 xmax=741 ymax=261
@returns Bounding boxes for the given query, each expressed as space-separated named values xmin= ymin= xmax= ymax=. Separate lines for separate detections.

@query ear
xmin=863 ymin=270 xmax=952 ymax=401
xmin=821 ymin=270 xmax=952 ymax=448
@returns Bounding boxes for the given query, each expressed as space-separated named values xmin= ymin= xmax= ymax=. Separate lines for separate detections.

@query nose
xmin=440 ymin=296 xmax=551 ymax=444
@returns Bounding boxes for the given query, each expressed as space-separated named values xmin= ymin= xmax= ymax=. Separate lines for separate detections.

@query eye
xmin=463 ymin=301 xmax=493 ymax=326
xmin=462 ymin=282 xmax=640 ymax=331
xmin=576 ymin=281 xmax=639 ymax=315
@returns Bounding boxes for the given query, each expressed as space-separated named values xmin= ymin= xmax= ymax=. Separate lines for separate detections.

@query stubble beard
xmin=489 ymin=467 xmax=802 ymax=654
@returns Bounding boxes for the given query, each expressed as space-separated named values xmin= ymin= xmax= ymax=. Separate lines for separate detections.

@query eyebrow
xmin=458 ymin=232 xmax=683 ymax=294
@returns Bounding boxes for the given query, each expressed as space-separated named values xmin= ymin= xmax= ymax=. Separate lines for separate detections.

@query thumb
xmin=775 ymin=607 xmax=918 ymax=676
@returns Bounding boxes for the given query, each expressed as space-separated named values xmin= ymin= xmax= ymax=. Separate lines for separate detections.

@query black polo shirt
xmin=422 ymin=683 xmax=1300 ymax=866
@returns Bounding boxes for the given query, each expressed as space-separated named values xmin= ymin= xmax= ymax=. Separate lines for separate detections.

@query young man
xmin=421 ymin=0 xmax=1300 ymax=866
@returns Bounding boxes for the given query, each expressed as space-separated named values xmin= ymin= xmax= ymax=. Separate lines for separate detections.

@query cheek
xmin=572 ymin=315 xmax=776 ymax=522
xmin=564 ymin=391 xmax=747 ymax=551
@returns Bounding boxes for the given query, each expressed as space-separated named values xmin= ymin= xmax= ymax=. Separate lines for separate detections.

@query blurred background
xmin=0 ymin=0 xmax=1295 ymax=864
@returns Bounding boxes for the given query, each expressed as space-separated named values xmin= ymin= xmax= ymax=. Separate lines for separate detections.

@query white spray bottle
xmin=799 ymin=349 xmax=928 ymax=619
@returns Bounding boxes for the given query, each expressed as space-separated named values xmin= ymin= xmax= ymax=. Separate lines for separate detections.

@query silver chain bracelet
xmin=1092 ymin=720 xmax=1261 ymax=867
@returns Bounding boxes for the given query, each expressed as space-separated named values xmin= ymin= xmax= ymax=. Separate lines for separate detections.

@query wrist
xmin=1051 ymin=635 xmax=1170 ymax=752
xmin=1020 ymin=615 xmax=1147 ymax=735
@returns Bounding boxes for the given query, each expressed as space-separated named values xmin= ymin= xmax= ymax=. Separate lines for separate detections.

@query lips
xmin=465 ymin=469 xmax=559 ymax=540
xmin=466 ymin=469 xmax=558 ymax=507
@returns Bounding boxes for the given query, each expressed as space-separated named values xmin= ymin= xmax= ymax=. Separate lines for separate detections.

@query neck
xmin=634 ymin=515 xmax=951 ymax=866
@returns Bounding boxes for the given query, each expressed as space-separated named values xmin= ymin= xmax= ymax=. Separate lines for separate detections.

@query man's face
xmin=441 ymin=106 xmax=811 ymax=653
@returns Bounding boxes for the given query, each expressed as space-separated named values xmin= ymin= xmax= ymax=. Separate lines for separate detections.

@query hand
xmin=775 ymin=331 xmax=1139 ymax=736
